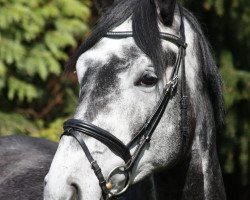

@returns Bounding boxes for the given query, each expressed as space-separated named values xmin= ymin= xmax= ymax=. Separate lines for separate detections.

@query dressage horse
xmin=1 ymin=0 xmax=226 ymax=199
xmin=44 ymin=0 xmax=226 ymax=199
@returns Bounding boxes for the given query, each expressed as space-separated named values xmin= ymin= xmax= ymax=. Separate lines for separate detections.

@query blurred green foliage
xmin=0 ymin=0 xmax=90 ymax=139
xmin=0 ymin=0 xmax=250 ymax=199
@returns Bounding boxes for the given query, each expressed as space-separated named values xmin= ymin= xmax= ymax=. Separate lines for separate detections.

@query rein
xmin=61 ymin=6 xmax=188 ymax=200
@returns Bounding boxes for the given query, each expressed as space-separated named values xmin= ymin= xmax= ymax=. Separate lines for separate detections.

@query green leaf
xmin=0 ymin=61 xmax=7 ymax=76
xmin=32 ymin=118 xmax=66 ymax=141
xmin=8 ymin=77 xmax=40 ymax=102
xmin=0 ymin=112 xmax=38 ymax=135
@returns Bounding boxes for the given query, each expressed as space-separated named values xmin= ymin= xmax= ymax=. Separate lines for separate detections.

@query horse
xmin=3 ymin=0 xmax=223 ymax=199
xmin=0 ymin=135 xmax=57 ymax=200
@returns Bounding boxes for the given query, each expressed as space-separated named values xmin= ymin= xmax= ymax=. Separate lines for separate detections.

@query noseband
xmin=61 ymin=8 xmax=188 ymax=200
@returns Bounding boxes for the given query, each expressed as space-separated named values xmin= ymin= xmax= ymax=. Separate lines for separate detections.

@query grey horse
xmin=44 ymin=0 xmax=226 ymax=199
xmin=1 ymin=0 xmax=226 ymax=199
xmin=0 ymin=135 xmax=57 ymax=200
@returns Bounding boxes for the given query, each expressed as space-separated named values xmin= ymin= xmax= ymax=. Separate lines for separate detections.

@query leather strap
xmin=62 ymin=129 xmax=108 ymax=198
xmin=105 ymin=31 xmax=187 ymax=48
xmin=63 ymin=119 xmax=131 ymax=163
xmin=179 ymin=5 xmax=189 ymax=154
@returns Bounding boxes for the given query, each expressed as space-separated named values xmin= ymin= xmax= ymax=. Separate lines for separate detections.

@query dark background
xmin=0 ymin=0 xmax=249 ymax=199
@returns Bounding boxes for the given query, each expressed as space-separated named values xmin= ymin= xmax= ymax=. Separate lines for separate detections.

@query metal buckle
xmin=183 ymin=42 xmax=188 ymax=49
xmin=167 ymin=76 xmax=178 ymax=95
xmin=106 ymin=166 xmax=132 ymax=199
xmin=172 ymin=76 xmax=178 ymax=88
xmin=90 ymin=160 xmax=97 ymax=169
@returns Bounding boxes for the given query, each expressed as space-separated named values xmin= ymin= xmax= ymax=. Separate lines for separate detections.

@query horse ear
xmin=94 ymin=0 xmax=115 ymax=13
xmin=155 ymin=0 xmax=177 ymax=26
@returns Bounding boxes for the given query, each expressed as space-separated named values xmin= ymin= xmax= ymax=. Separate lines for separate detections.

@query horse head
xmin=44 ymin=0 xmax=225 ymax=199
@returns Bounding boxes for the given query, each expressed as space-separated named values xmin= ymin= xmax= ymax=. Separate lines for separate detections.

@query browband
xmin=105 ymin=31 xmax=187 ymax=48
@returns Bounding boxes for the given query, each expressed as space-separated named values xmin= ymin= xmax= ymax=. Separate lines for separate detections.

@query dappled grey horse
xmin=44 ymin=0 xmax=226 ymax=199
xmin=1 ymin=0 xmax=226 ymax=199
xmin=0 ymin=135 xmax=57 ymax=200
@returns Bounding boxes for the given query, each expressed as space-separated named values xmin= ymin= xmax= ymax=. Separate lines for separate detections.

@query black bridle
xmin=61 ymin=7 xmax=188 ymax=200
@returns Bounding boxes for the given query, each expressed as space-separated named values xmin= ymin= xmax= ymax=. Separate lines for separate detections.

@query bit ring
xmin=106 ymin=166 xmax=131 ymax=198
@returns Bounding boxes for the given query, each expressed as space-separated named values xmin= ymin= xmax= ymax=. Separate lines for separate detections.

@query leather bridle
xmin=61 ymin=6 xmax=188 ymax=200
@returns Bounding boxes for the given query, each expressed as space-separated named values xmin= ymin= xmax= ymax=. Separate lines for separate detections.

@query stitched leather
xmin=64 ymin=119 xmax=131 ymax=162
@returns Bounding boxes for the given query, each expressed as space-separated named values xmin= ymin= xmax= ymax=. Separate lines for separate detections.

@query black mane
xmin=66 ymin=0 xmax=168 ymax=77
xmin=183 ymin=8 xmax=225 ymax=128
xmin=66 ymin=0 xmax=224 ymax=128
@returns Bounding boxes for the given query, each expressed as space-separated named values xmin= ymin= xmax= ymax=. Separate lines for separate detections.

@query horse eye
xmin=137 ymin=73 xmax=158 ymax=87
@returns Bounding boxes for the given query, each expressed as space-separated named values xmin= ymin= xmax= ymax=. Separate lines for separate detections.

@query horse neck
xmin=122 ymin=135 xmax=226 ymax=200
xmin=141 ymin=159 xmax=202 ymax=200
xmin=149 ymin=111 xmax=226 ymax=200
xmin=121 ymin=159 xmax=191 ymax=200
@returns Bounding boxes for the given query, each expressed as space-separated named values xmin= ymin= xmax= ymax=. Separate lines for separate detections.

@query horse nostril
xmin=44 ymin=175 xmax=48 ymax=187
xmin=71 ymin=183 xmax=79 ymax=199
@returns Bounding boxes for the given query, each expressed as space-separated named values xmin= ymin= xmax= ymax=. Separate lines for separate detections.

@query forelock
xmin=66 ymin=0 xmax=177 ymax=78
